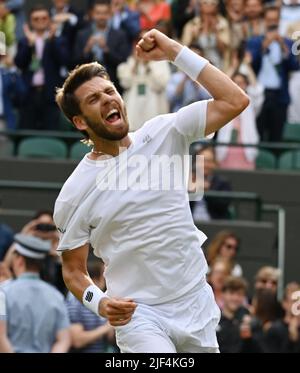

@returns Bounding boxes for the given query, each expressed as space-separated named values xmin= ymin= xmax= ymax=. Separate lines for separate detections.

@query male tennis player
xmin=54 ymin=29 xmax=249 ymax=353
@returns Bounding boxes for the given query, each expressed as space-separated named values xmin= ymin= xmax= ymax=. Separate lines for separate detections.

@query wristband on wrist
xmin=173 ymin=46 xmax=209 ymax=81
xmin=82 ymin=284 xmax=106 ymax=316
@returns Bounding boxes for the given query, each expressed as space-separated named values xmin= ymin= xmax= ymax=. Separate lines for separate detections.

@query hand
xmin=243 ymin=51 xmax=252 ymax=65
xmin=84 ymin=35 xmax=97 ymax=54
xmin=136 ymin=29 xmax=182 ymax=62
xmin=0 ymin=262 xmax=12 ymax=283
xmin=95 ymin=35 xmax=107 ymax=49
xmin=23 ymin=24 xmax=36 ymax=46
xmin=48 ymin=22 xmax=58 ymax=39
xmin=53 ymin=13 xmax=72 ymax=24
xmin=288 ymin=316 xmax=299 ymax=342
xmin=99 ymin=297 xmax=137 ymax=327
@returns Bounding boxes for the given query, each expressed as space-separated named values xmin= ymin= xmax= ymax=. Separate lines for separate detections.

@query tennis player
xmin=54 ymin=29 xmax=249 ymax=353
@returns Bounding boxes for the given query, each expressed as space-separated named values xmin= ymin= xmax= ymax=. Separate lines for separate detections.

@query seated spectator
xmin=242 ymin=0 xmax=264 ymax=38
xmin=2 ymin=234 xmax=71 ymax=352
xmin=15 ymin=4 xmax=70 ymax=130
xmin=181 ymin=0 xmax=230 ymax=70
xmin=136 ymin=0 xmax=171 ymax=31
xmin=111 ymin=0 xmax=141 ymax=45
xmin=189 ymin=145 xmax=232 ymax=221
xmin=206 ymin=230 xmax=243 ymax=277
xmin=239 ymin=289 xmax=293 ymax=352
xmin=217 ymin=276 xmax=250 ymax=353
xmin=66 ymin=260 xmax=117 ymax=353
xmin=247 ymin=5 xmax=299 ymax=142
xmin=208 ymin=257 xmax=232 ymax=309
xmin=254 ymin=266 xmax=280 ymax=294
xmin=166 ymin=44 xmax=211 ymax=112
xmin=0 ymin=54 xmax=25 ymax=131
xmin=216 ymin=70 xmax=261 ymax=170
xmin=117 ymin=31 xmax=171 ymax=131
xmin=73 ymin=0 xmax=130 ymax=93
xmin=0 ymin=1 xmax=16 ymax=57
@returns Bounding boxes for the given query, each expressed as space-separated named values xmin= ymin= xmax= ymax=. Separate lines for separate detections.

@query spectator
xmin=74 ymin=0 xmax=130 ymax=93
xmin=0 ymin=54 xmax=25 ymax=131
xmin=278 ymin=282 xmax=300 ymax=352
xmin=0 ymin=1 xmax=16 ymax=57
xmin=182 ymin=0 xmax=230 ymax=70
xmin=242 ymin=0 xmax=264 ymax=38
xmin=171 ymin=0 xmax=197 ymax=39
xmin=2 ymin=234 xmax=71 ymax=352
xmin=225 ymin=0 xmax=245 ymax=55
xmin=0 ymin=222 xmax=14 ymax=260
xmin=217 ymin=276 xmax=249 ymax=353
xmin=66 ymin=260 xmax=116 ymax=353
xmin=239 ymin=289 xmax=289 ymax=352
xmin=0 ymin=262 xmax=12 ymax=288
xmin=137 ymin=0 xmax=171 ymax=31
xmin=111 ymin=0 xmax=141 ymax=45
xmin=247 ymin=5 xmax=299 ymax=142
xmin=207 ymin=257 xmax=232 ymax=309
xmin=206 ymin=230 xmax=243 ymax=276
xmin=254 ymin=266 xmax=280 ymax=294
xmin=15 ymin=4 xmax=70 ymax=130
xmin=216 ymin=70 xmax=261 ymax=170
xmin=117 ymin=31 xmax=171 ymax=131
xmin=50 ymin=0 xmax=85 ymax=69
xmin=190 ymin=145 xmax=232 ymax=221
xmin=166 ymin=44 xmax=211 ymax=112
xmin=0 ymin=290 xmax=13 ymax=352
xmin=1 ymin=1 xmax=25 ymax=41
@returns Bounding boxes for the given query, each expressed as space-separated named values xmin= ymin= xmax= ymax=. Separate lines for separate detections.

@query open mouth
xmin=105 ymin=109 xmax=122 ymax=125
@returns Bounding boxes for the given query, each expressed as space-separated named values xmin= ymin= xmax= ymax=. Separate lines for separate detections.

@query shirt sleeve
xmin=55 ymin=296 xmax=71 ymax=332
xmin=54 ymin=201 xmax=90 ymax=254
xmin=0 ymin=290 xmax=6 ymax=321
xmin=173 ymin=100 xmax=210 ymax=143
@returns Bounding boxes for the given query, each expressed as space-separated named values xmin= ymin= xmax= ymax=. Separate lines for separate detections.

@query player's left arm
xmin=136 ymin=29 xmax=249 ymax=137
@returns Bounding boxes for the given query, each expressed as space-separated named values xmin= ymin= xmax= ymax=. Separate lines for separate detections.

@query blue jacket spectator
xmin=14 ymin=5 xmax=70 ymax=130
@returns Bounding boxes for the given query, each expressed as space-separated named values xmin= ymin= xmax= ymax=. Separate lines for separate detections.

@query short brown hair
xmin=56 ymin=62 xmax=110 ymax=124
xmin=222 ymin=276 xmax=248 ymax=293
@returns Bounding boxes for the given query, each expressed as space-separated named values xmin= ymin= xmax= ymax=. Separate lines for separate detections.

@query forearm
xmin=51 ymin=339 xmax=70 ymax=353
xmin=0 ymin=337 xmax=14 ymax=353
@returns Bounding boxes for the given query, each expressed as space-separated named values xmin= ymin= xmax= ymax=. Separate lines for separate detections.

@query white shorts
xmin=115 ymin=279 xmax=221 ymax=353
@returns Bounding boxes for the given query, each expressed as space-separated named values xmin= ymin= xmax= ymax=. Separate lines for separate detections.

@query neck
xmin=222 ymin=306 xmax=235 ymax=319
xmin=89 ymin=135 xmax=131 ymax=160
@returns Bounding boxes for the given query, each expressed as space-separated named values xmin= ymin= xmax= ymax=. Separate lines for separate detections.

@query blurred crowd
xmin=0 ymin=212 xmax=300 ymax=353
xmin=0 ymin=0 xmax=300 ymax=353
xmin=0 ymin=0 xmax=300 ymax=170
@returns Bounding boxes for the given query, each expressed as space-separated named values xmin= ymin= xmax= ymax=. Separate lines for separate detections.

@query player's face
xmin=74 ymin=76 xmax=129 ymax=141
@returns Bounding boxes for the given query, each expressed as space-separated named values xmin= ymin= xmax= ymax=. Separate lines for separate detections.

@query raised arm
xmin=136 ymin=29 xmax=249 ymax=136
xmin=61 ymin=244 xmax=137 ymax=326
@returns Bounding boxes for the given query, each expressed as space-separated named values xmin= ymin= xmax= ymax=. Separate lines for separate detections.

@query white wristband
xmin=173 ymin=46 xmax=209 ymax=81
xmin=82 ymin=285 xmax=106 ymax=316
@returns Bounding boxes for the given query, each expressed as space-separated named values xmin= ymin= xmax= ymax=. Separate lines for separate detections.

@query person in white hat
xmin=0 ymin=234 xmax=71 ymax=353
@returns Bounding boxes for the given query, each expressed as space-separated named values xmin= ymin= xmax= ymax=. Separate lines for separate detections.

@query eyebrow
xmin=83 ymin=85 xmax=116 ymax=103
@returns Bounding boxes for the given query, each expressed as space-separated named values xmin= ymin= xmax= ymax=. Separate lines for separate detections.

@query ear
xmin=73 ymin=115 xmax=88 ymax=131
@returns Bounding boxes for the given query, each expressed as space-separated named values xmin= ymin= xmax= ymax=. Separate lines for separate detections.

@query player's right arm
xmin=61 ymin=244 xmax=137 ymax=326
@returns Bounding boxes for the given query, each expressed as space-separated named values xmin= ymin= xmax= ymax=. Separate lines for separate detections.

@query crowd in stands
xmin=0 ymin=213 xmax=299 ymax=353
xmin=0 ymin=0 xmax=300 ymax=353
xmin=0 ymin=0 xmax=299 ymax=169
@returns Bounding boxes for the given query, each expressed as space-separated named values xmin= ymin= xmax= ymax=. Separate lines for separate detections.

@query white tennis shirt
xmin=54 ymin=101 xmax=209 ymax=305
